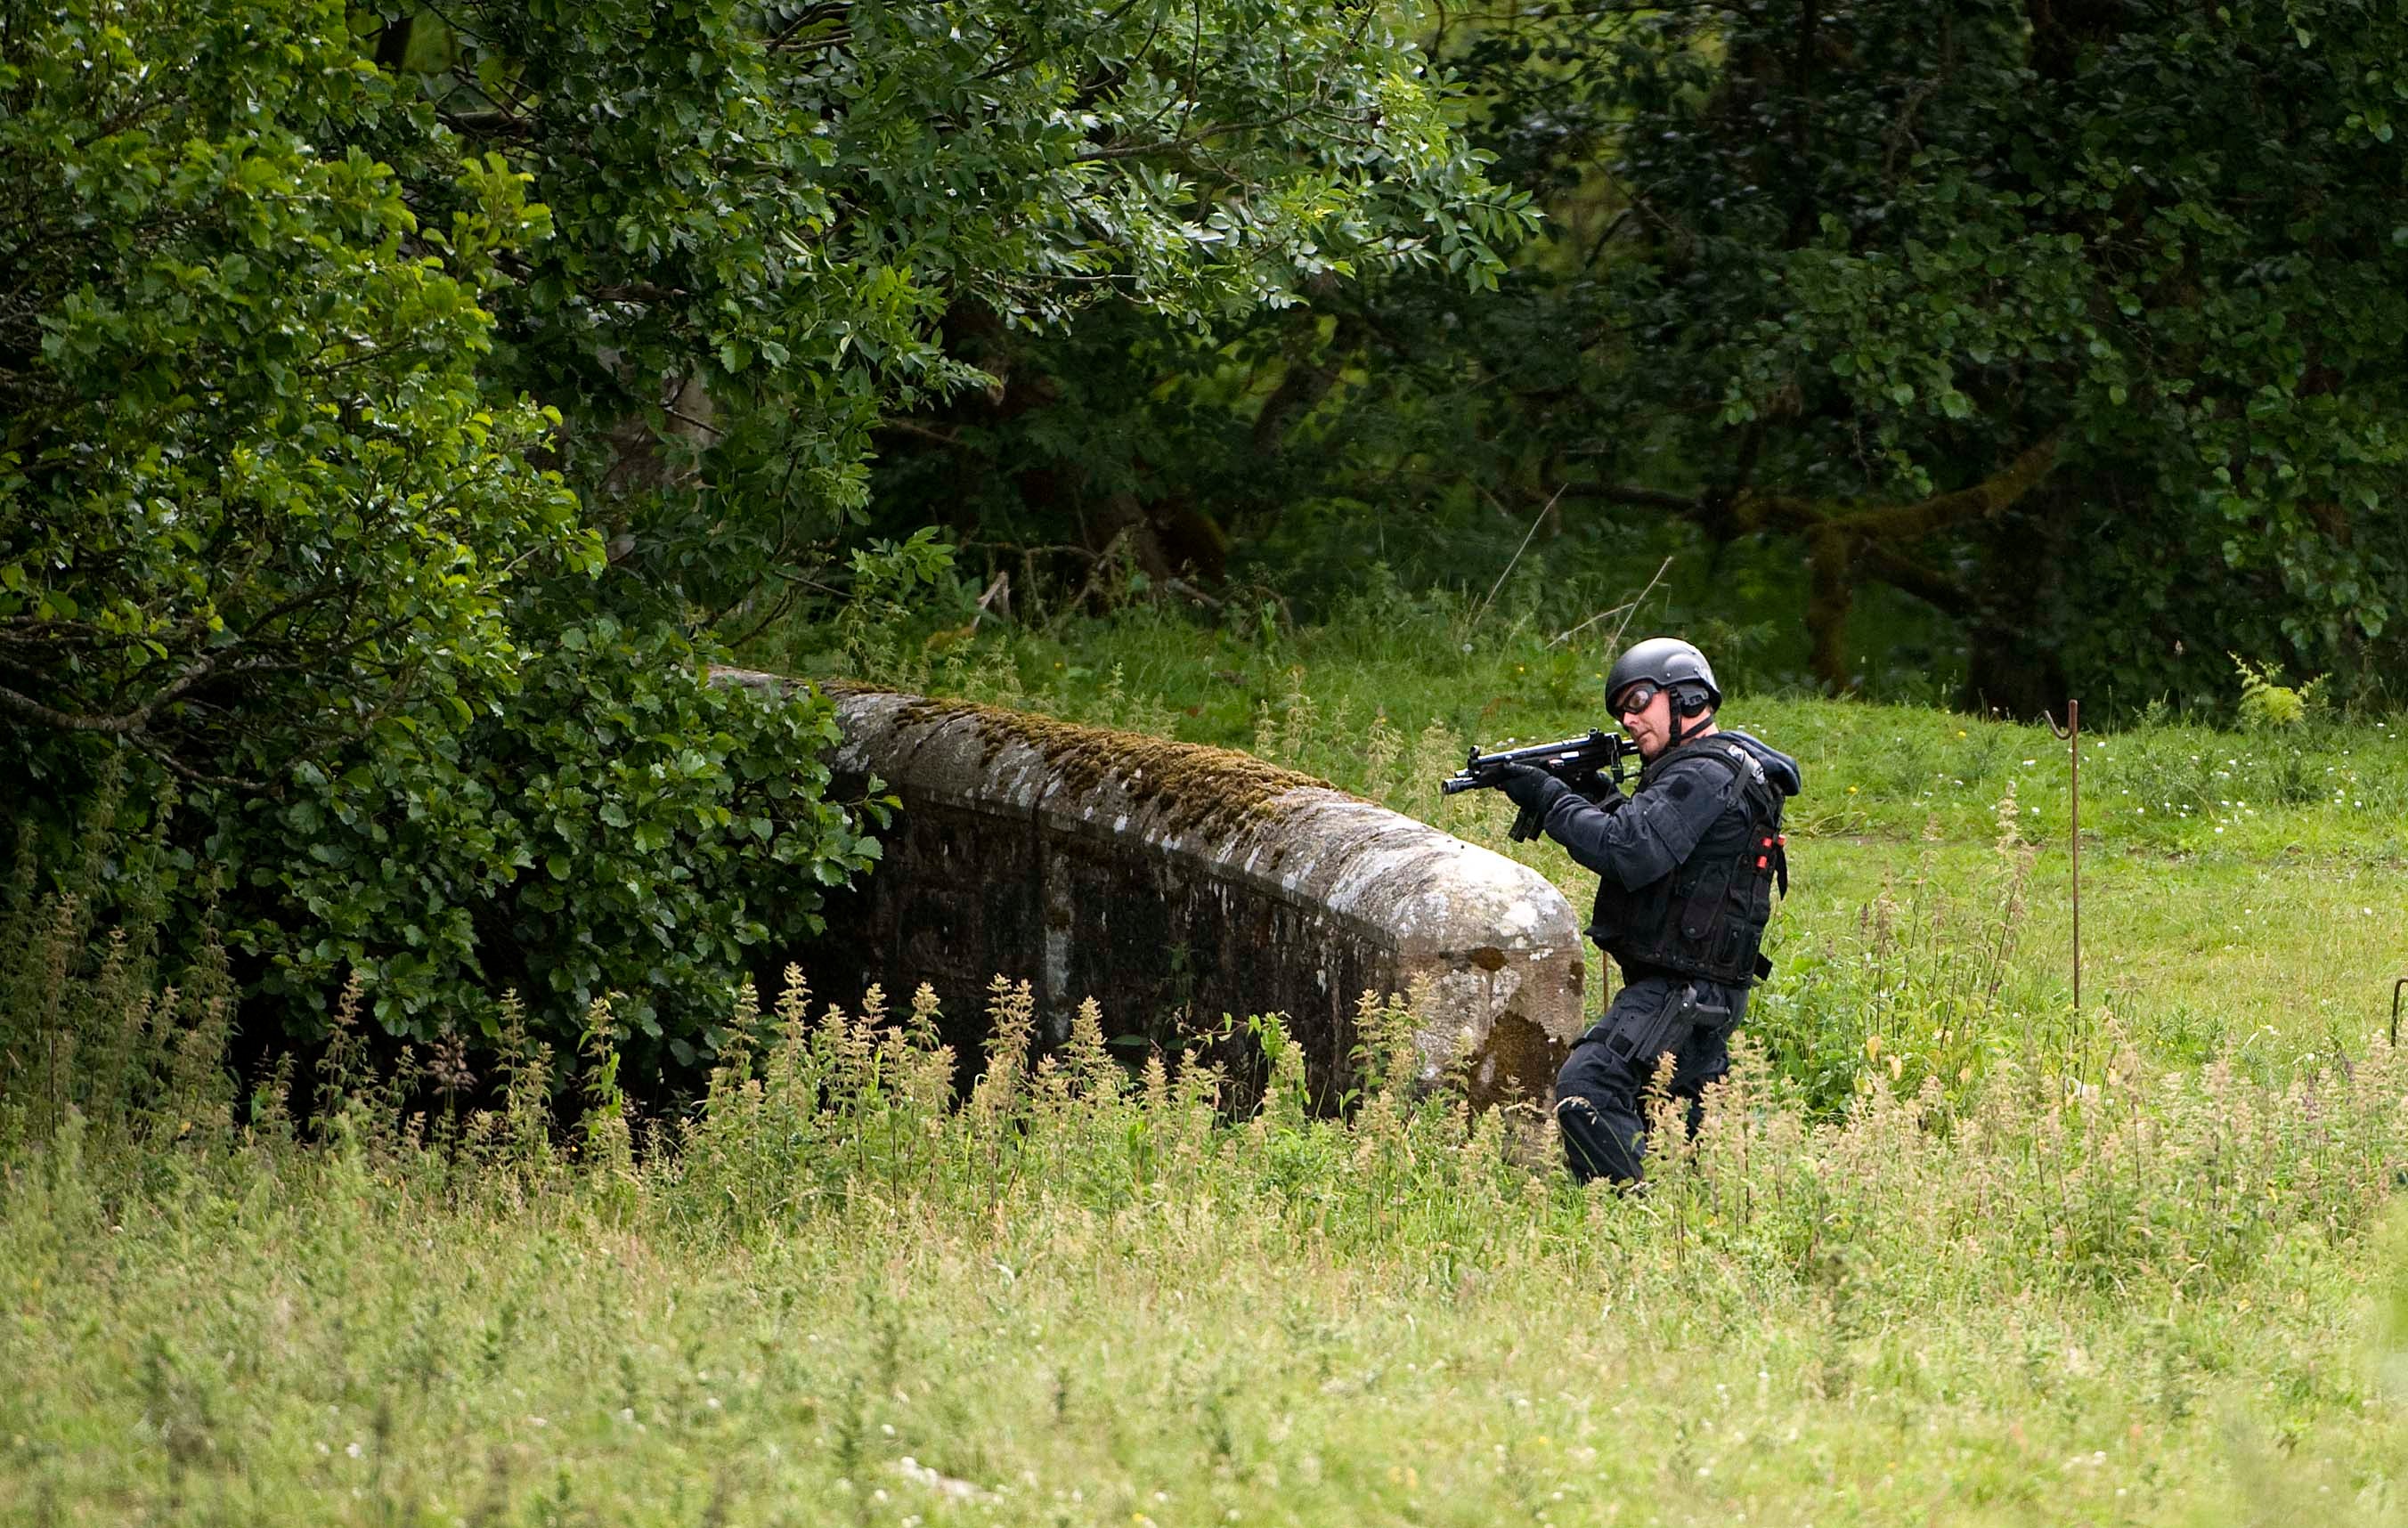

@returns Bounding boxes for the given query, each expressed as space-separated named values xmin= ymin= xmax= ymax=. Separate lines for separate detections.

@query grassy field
xmin=777 ymin=597 xmax=2408 ymax=1087
xmin=7 ymin=600 xmax=2408 ymax=1525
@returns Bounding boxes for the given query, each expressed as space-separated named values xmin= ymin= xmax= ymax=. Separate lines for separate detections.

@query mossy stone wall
xmin=715 ymin=672 xmax=1585 ymax=1108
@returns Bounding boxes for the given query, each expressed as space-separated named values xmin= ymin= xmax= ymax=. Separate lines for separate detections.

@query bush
xmin=0 ymin=2 xmax=884 ymax=1070
xmin=0 ymin=2 xmax=591 ymax=800
xmin=230 ymin=616 xmax=882 ymax=1074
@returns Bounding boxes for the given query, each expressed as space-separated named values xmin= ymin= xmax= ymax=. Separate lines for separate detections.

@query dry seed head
xmin=1276 ymin=666 xmax=1320 ymax=763
xmin=907 ymin=982 xmax=943 ymax=1044
xmin=972 ymin=976 xmax=1038 ymax=1118
xmin=1362 ymin=709 xmax=1403 ymax=789
xmin=818 ymin=999 xmax=871 ymax=1092
xmin=430 ymin=1031 xmax=476 ymax=1097
xmin=1250 ymin=696 xmax=1279 ymax=761
xmin=776 ymin=963 xmax=812 ymax=1029
xmin=333 ymin=969 xmax=366 ymax=1032
xmin=1066 ymin=996 xmax=1114 ymax=1097
xmin=579 ymin=995 xmax=617 ymax=1054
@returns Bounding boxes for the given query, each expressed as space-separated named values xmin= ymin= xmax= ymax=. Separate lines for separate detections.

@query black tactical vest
xmin=1585 ymin=736 xmax=1788 ymax=986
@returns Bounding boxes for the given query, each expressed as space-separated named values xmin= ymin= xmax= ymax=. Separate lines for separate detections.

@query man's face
xmin=1611 ymin=681 xmax=1675 ymax=760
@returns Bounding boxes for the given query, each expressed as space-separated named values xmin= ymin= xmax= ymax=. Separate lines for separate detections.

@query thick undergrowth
xmin=5 ymin=948 xmax=2408 ymax=1523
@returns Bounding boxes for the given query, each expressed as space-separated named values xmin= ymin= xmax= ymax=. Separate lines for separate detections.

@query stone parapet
xmin=713 ymin=671 xmax=1582 ymax=1108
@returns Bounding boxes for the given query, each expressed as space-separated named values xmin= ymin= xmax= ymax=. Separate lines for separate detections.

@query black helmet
xmin=1606 ymin=637 xmax=1721 ymax=714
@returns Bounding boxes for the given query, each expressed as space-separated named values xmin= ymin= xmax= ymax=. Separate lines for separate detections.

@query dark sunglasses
xmin=1610 ymin=681 xmax=1663 ymax=719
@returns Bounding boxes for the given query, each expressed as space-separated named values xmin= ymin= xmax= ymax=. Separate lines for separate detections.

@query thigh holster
xmin=1573 ymin=981 xmax=1730 ymax=1069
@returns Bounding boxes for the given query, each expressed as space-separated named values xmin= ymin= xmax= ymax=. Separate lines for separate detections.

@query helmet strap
xmin=1664 ymin=687 xmax=1712 ymax=749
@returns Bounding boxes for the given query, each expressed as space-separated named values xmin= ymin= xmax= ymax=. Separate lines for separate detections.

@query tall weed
xmin=1751 ymin=792 xmax=2054 ymax=1114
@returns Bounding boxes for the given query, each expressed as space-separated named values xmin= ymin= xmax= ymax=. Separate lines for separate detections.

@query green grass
xmin=767 ymin=596 xmax=2408 ymax=1085
xmin=6 ymin=595 xmax=2408 ymax=1525
xmin=8 ymin=979 xmax=2408 ymax=1526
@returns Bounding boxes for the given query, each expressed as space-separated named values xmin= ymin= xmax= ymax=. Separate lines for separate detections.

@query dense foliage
xmin=373 ymin=0 xmax=1536 ymax=625
xmin=867 ymin=0 xmax=2408 ymax=714
xmin=0 ymin=0 xmax=1520 ymax=1063
xmin=242 ymin=615 xmax=879 ymax=1066
xmin=0 ymin=5 xmax=589 ymax=799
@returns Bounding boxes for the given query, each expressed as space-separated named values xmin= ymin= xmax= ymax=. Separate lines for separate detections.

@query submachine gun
xmin=1441 ymin=728 xmax=1633 ymax=842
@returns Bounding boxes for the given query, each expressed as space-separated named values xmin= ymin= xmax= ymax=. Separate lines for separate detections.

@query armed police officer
xmin=1483 ymin=638 xmax=1802 ymax=1183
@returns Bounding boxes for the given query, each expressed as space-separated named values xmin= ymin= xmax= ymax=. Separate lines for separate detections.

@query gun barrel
xmin=1440 ymin=730 xmax=1624 ymax=795
xmin=1490 ymin=734 xmax=1616 ymax=767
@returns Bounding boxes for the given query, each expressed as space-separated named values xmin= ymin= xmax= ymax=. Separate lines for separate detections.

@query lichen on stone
xmin=869 ymin=687 xmax=1350 ymax=840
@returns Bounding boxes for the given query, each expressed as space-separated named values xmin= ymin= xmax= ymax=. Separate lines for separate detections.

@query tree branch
xmin=1558 ymin=483 xmax=1704 ymax=513
xmin=0 ymin=682 xmax=151 ymax=735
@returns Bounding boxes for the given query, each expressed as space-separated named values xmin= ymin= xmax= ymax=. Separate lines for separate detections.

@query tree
xmin=866 ymin=0 xmax=2408 ymax=712
xmin=0 ymin=4 xmax=586 ymax=796
xmin=367 ymin=0 xmax=1537 ymax=627
xmin=1 ymin=0 xmax=1524 ymax=1064
xmin=1546 ymin=0 xmax=2408 ymax=708
xmin=0 ymin=0 xmax=880 ymax=1061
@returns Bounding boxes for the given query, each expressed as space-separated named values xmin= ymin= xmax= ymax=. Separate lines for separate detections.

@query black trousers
xmin=1553 ymin=973 xmax=1747 ymax=1184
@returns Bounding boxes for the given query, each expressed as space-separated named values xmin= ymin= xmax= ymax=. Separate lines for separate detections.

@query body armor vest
xmin=1586 ymin=736 xmax=1788 ymax=986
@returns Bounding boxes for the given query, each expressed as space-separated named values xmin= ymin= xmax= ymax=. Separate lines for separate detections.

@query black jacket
xmin=1537 ymin=730 xmax=1802 ymax=985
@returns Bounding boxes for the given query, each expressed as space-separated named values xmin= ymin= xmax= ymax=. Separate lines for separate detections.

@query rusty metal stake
xmin=2046 ymin=700 xmax=2081 ymax=1013
xmin=2393 ymin=977 xmax=2405 ymax=1048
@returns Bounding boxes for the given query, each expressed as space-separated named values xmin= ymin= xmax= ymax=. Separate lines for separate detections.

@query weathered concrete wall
xmin=716 ymin=672 xmax=1584 ymax=1108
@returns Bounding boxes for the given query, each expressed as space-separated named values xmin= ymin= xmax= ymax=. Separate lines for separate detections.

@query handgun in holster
xmin=1593 ymin=981 xmax=1731 ymax=1067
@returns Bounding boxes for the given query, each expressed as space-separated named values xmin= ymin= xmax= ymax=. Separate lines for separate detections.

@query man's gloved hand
xmin=1568 ymin=768 xmax=1626 ymax=810
xmin=1490 ymin=762 xmax=1568 ymax=815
